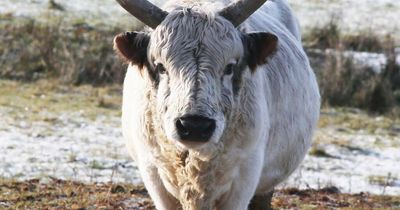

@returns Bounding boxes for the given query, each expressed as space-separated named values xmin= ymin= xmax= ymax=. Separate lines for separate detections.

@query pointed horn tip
xmin=115 ymin=0 xmax=168 ymax=29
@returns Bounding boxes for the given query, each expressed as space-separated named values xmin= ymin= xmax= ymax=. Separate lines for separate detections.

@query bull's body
xmin=121 ymin=0 xmax=320 ymax=209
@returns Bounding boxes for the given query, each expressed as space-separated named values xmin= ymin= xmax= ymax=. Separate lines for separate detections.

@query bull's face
xmin=114 ymin=9 xmax=277 ymax=149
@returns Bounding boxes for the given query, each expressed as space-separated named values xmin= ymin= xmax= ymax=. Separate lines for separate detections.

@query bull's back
xmin=246 ymin=0 xmax=301 ymax=40
xmin=243 ymin=0 xmax=320 ymax=194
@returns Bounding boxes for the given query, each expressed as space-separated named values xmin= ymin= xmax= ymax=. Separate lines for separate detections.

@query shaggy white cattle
xmin=114 ymin=0 xmax=320 ymax=209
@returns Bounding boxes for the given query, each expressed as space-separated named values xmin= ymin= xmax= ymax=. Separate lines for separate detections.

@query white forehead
xmin=148 ymin=7 xmax=243 ymax=68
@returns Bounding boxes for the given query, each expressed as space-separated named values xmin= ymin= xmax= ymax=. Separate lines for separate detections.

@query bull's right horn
xmin=115 ymin=0 xmax=168 ymax=29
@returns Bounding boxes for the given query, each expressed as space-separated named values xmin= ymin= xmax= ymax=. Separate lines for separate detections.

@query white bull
xmin=114 ymin=0 xmax=320 ymax=209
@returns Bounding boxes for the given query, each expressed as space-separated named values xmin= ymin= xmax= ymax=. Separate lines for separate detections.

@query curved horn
xmin=115 ymin=0 xmax=168 ymax=29
xmin=219 ymin=0 xmax=268 ymax=27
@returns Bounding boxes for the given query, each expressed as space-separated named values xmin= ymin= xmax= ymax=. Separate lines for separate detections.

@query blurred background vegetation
xmin=0 ymin=13 xmax=126 ymax=85
xmin=0 ymin=0 xmax=399 ymax=115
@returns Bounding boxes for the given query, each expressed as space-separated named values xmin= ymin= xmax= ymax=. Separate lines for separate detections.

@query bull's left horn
xmin=219 ymin=0 xmax=268 ymax=27
xmin=115 ymin=0 xmax=168 ymax=29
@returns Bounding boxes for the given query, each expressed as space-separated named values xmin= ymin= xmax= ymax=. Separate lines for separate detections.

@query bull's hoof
xmin=248 ymin=190 xmax=274 ymax=210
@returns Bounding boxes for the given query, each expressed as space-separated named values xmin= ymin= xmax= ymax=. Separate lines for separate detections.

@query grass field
xmin=0 ymin=79 xmax=399 ymax=209
xmin=1 ymin=0 xmax=400 ymax=208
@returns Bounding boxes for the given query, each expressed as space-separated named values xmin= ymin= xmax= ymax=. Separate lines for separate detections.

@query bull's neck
xmin=145 ymin=89 xmax=220 ymax=209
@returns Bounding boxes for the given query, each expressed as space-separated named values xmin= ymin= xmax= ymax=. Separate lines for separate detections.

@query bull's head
xmin=114 ymin=0 xmax=277 ymax=149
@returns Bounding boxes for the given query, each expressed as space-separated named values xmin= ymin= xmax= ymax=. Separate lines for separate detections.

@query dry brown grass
xmin=274 ymin=187 xmax=400 ymax=210
xmin=1 ymin=14 xmax=400 ymax=114
xmin=1 ymin=178 xmax=399 ymax=209
xmin=0 ymin=14 xmax=127 ymax=85
xmin=303 ymin=18 xmax=400 ymax=115
xmin=0 ymin=178 xmax=153 ymax=209
xmin=0 ymin=79 xmax=122 ymax=122
xmin=318 ymin=54 xmax=397 ymax=114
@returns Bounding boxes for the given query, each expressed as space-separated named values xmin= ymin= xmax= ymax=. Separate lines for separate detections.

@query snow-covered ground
xmin=284 ymin=110 xmax=400 ymax=195
xmin=290 ymin=0 xmax=400 ymax=40
xmin=0 ymin=81 xmax=399 ymax=195
xmin=0 ymin=81 xmax=141 ymax=184
xmin=308 ymin=48 xmax=400 ymax=74
xmin=0 ymin=113 xmax=140 ymax=184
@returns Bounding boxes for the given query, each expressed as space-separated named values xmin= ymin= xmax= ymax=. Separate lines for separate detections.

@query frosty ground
xmin=1 ymin=80 xmax=399 ymax=196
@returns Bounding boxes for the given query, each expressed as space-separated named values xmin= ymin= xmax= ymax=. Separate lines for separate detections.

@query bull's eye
xmin=224 ymin=64 xmax=234 ymax=75
xmin=155 ymin=63 xmax=166 ymax=74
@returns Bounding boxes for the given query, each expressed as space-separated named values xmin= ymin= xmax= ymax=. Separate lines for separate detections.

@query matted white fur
xmin=121 ymin=0 xmax=320 ymax=209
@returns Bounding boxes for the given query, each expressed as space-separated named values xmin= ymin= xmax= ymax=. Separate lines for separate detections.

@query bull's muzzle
xmin=175 ymin=115 xmax=216 ymax=143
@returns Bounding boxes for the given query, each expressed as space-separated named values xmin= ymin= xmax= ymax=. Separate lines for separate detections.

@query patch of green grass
xmin=0 ymin=79 xmax=122 ymax=123
xmin=318 ymin=108 xmax=399 ymax=134
xmin=368 ymin=174 xmax=398 ymax=187
xmin=89 ymin=160 xmax=107 ymax=170
xmin=309 ymin=146 xmax=336 ymax=158
xmin=315 ymin=108 xmax=400 ymax=148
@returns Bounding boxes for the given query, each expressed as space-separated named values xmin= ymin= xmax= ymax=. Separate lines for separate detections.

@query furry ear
xmin=243 ymin=32 xmax=278 ymax=71
xmin=113 ymin=32 xmax=150 ymax=68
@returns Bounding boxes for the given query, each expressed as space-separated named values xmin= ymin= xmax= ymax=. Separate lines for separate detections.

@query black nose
xmin=176 ymin=115 xmax=216 ymax=142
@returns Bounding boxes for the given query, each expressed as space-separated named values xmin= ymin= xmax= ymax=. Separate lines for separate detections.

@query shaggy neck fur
xmin=146 ymin=88 xmax=221 ymax=209
xmin=144 ymin=83 xmax=254 ymax=209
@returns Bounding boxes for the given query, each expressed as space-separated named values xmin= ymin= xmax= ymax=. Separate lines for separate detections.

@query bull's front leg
xmin=138 ymin=164 xmax=181 ymax=210
xmin=215 ymin=149 xmax=265 ymax=210
xmin=248 ymin=191 xmax=274 ymax=210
